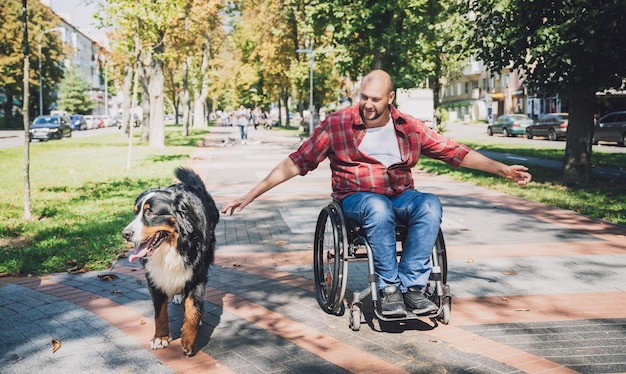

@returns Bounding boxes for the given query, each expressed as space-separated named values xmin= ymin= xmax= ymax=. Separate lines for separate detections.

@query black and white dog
xmin=122 ymin=167 xmax=218 ymax=357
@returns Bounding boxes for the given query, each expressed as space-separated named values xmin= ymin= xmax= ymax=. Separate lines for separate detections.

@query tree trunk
xmin=193 ymin=34 xmax=211 ymax=128
xmin=561 ymin=91 xmax=596 ymax=186
xmin=149 ymin=56 xmax=165 ymax=147
xmin=140 ymin=54 xmax=151 ymax=143
xmin=181 ymin=57 xmax=190 ymax=137
xmin=22 ymin=0 xmax=32 ymax=220
xmin=121 ymin=64 xmax=133 ymax=135
xmin=281 ymin=87 xmax=290 ymax=127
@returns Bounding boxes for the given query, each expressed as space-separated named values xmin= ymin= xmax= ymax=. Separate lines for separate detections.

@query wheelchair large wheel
xmin=313 ymin=202 xmax=348 ymax=314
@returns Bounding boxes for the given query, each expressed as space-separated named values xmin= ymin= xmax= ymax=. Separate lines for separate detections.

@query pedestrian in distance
xmin=235 ymin=105 xmax=251 ymax=144
xmin=221 ymin=70 xmax=531 ymax=316
xmin=252 ymin=107 xmax=261 ymax=130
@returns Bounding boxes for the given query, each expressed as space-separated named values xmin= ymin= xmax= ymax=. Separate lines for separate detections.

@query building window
xmin=464 ymin=82 xmax=469 ymax=94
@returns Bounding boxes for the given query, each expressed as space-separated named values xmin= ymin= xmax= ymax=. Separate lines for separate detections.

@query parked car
xmin=94 ymin=116 xmax=104 ymax=128
xmin=487 ymin=114 xmax=534 ymax=137
xmin=69 ymin=114 xmax=86 ymax=131
xmin=98 ymin=115 xmax=112 ymax=127
xmin=29 ymin=115 xmax=72 ymax=141
xmin=593 ymin=111 xmax=626 ymax=146
xmin=526 ymin=113 xmax=569 ymax=141
xmin=84 ymin=115 xmax=96 ymax=129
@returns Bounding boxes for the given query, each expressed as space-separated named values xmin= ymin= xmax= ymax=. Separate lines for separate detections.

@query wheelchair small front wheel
xmin=313 ymin=204 xmax=347 ymax=314
xmin=440 ymin=302 xmax=451 ymax=324
xmin=349 ymin=304 xmax=362 ymax=331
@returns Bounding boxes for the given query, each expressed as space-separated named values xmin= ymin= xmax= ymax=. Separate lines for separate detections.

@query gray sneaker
xmin=380 ymin=285 xmax=406 ymax=316
xmin=404 ymin=287 xmax=438 ymax=315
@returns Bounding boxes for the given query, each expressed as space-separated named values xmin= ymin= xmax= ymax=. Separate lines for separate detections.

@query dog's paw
xmin=150 ymin=336 xmax=171 ymax=350
xmin=182 ymin=345 xmax=194 ymax=357
xmin=171 ymin=294 xmax=183 ymax=304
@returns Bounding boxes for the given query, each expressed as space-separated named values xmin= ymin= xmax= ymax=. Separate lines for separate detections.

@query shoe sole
xmin=408 ymin=306 xmax=439 ymax=315
xmin=381 ymin=306 xmax=407 ymax=317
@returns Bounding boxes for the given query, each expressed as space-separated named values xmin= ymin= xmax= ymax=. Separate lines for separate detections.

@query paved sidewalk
xmin=2 ymin=124 xmax=626 ymax=373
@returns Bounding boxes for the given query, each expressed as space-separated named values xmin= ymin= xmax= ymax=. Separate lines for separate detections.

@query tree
xmin=21 ymin=0 xmax=32 ymax=220
xmin=309 ymin=0 xmax=470 ymax=90
xmin=100 ymin=0 xmax=187 ymax=147
xmin=164 ymin=0 xmax=225 ymax=130
xmin=57 ymin=63 xmax=94 ymax=114
xmin=0 ymin=0 xmax=63 ymax=121
xmin=470 ymin=0 xmax=626 ymax=186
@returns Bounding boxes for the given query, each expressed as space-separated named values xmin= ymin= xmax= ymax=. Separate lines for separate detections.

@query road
xmin=444 ymin=121 xmax=626 ymax=154
xmin=0 ymin=126 xmax=119 ymax=149
xmin=2 ymin=121 xmax=624 ymax=160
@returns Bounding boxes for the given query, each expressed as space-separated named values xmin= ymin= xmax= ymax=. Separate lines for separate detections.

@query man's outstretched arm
xmin=220 ymin=157 xmax=302 ymax=215
xmin=460 ymin=150 xmax=532 ymax=187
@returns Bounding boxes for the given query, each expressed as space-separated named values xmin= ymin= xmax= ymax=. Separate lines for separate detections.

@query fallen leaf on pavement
xmin=52 ymin=338 xmax=62 ymax=353
xmin=98 ymin=274 xmax=119 ymax=281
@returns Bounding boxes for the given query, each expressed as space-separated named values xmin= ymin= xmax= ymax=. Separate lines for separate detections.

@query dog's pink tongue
xmin=129 ymin=248 xmax=148 ymax=262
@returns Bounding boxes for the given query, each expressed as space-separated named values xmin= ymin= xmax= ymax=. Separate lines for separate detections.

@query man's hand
xmin=504 ymin=165 xmax=532 ymax=187
xmin=221 ymin=195 xmax=253 ymax=215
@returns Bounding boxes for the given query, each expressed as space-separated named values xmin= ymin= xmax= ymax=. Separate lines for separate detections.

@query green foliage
xmin=470 ymin=0 xmax=626 ymax=96
xmin=469 ymin=0 xmax=626 ymax=186
xmin=0 ymin=0 xmax=64 ymax=118
xmin=309 ymin=0 xmax=472 ymax=90
xmin=58 ymin=64 xmax=94 ymax=114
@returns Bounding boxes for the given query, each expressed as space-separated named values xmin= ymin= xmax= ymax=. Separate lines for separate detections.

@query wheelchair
xmin=313 ymin=200 xmax=451 ymax=331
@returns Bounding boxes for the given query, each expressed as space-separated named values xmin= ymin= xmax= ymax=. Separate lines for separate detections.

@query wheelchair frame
xmin=313 ymin=200 xmax=452 ymax=331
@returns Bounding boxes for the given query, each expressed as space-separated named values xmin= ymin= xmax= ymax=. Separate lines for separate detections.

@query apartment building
xmin=40 ymin=1 xmax=110 ymax=116
xmin=440 ymin=58 xmax=564 ymax=123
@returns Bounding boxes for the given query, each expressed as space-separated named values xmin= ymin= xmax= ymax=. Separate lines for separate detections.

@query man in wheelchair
xmin=221 ymin=69 xmax=531 ymax=317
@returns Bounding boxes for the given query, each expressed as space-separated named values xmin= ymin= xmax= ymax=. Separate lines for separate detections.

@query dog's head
xmin=122 ymin=189 xmax=180 ymax=262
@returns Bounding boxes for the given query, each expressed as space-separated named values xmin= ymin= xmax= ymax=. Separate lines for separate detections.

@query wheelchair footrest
xmin=373 ymin=308 xmax=439 ymax=322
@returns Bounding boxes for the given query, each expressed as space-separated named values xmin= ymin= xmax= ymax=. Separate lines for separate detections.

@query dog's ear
xmin=173 ymin=196 xmax=197 ymax=235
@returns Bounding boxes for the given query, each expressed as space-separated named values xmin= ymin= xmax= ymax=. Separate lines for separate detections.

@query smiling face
xmin=358 ymin=70 xmax=395 ymax=128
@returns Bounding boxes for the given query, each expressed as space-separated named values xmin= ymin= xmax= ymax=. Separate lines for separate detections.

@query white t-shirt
xmin=358 ymin=117 xmax=402 ymax=167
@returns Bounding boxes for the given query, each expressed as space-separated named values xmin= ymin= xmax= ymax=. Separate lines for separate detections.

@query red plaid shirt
xmin=289 ymin=104 xmax=471 ymax=200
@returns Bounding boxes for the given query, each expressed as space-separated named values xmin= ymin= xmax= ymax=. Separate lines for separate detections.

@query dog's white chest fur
xmin=145 ymin=244 xmax=192 ymax=297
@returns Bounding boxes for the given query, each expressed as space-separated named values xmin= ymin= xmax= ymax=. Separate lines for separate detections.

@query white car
xmin=84 ymin=115 xmax=96 ymax=129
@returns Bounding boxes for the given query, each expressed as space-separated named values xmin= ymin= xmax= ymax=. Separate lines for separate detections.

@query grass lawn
xmin=0 ymin=125 xmax=624 ymax=276
xmin=0 ymin=126 xmax=207 ymax=276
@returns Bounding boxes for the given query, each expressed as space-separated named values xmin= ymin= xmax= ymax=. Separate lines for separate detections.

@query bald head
xmin=361 ymin=70 xmax=394 ymax=95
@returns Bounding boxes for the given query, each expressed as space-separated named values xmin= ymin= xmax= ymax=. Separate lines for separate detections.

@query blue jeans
xmin=238 ymin=124 xmax=248 ymax=140
xmin=341 ymin=190 xmax=442 ymax=293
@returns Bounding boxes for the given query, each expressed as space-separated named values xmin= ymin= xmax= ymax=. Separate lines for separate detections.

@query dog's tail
xmin=175 ymin=167 xmax=205 ymax=189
